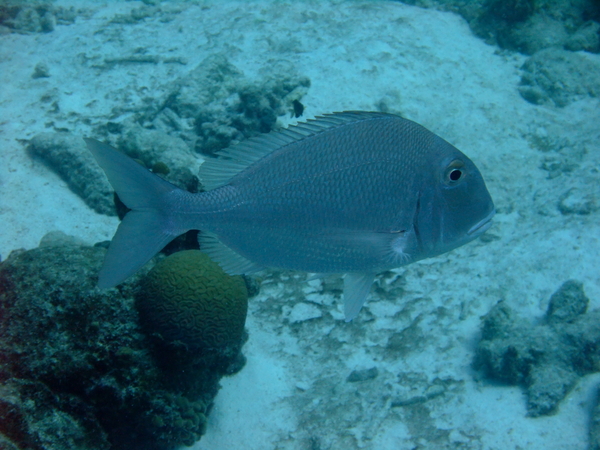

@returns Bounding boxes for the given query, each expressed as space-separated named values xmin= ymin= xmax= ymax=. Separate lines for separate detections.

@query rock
xmin=546 ymin=279 xmax=588 ymax=324
xmin=589 ymin=384 xmax=600 ymax=450
xmin=558 ymin=187 xmax=598 ymax=215
xmin=504 ymin=14 xmax=569 ymax=55
xmin=38 ymin=230 xmax=86 ymax=248
xmin=475 ymin=281 xmax=600 ymax=416
xmin=117 ymin=126 xmax=200 ymax=192
xmin=565 ymin=21 xmax=600 ymax=53
xmin=404 ymin=0 xmax=596 ymax=55
xmin=32 ymin=62 xmax=50 ymax=78
xmin=519 ymin=48 xmax=600 ymax=107
xmin=346 ymin=367 xmax=379 ymax=383
xmin=149 ymin=54 xmax=310 ymax=155
xmin=287 ymin=302 xmax=323 ymax=323
xmin=28 ymin=133 xmax=116 ymax=216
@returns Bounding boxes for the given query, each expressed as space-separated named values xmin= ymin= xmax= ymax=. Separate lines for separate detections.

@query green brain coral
xmin=136 ymin=250 xmax=248 ymax=358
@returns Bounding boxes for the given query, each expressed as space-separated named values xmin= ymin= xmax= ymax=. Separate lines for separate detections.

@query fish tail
xmin=85 ymin=138 xmax=189 ymax=288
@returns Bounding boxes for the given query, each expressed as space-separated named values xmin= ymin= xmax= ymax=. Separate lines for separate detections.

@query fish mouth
xmin=467 ymin=209 xmax=496 ymax=236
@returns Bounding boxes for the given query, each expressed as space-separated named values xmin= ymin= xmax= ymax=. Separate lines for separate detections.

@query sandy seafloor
xmin=1 ymin=1 xmax=599 ymax=449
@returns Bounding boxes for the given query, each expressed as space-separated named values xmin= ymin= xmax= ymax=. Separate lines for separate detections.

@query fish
xmin=85 ymin=111 xmax=495 ymax=321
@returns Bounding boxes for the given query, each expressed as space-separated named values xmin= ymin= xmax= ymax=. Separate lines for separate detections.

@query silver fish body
xmin=86 ymin=112 xmax=494 ymax=320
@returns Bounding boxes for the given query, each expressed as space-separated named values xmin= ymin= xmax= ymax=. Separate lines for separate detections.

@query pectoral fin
xmin=343 ymin=273 xmax=376 ymax=321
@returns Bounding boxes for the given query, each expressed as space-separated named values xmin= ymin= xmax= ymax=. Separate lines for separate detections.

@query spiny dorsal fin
xmin=198 ymin=111 xmax=395 ymax=191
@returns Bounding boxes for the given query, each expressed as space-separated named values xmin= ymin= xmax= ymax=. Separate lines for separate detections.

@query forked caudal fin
xmin=85 ymin=138 xmax=187 ymax=288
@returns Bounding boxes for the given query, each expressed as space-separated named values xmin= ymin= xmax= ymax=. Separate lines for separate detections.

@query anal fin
xmin=198 ymin=231 xmax=264 ymax=275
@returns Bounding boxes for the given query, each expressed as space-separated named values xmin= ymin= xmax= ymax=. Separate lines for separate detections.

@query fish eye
xmin=449 ymin=168 xmax=462 ymax=181
xmin=444 ymin=160 xmax=465 ymax=186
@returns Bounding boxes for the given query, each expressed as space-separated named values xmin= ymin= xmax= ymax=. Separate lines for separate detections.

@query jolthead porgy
xmin=86 ymin=112 xmax=495 ymax=320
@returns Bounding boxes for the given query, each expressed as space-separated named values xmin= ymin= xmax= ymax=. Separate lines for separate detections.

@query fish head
xmin=415 ymin=140 xmax=495 ymax=258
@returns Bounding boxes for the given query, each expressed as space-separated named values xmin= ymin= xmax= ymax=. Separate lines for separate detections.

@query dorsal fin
xmin=198 ymin=111 xmax=394 ymax=190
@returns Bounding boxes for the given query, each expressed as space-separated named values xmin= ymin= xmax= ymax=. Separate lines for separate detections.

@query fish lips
xmin=467 ymin=208 xmax=496 ymax=236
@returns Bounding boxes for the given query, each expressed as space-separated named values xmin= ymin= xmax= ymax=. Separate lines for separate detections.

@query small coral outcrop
xmin=475 ymin=280 xmax=600 ymax=416
xmin=137 ymin=250 xmax=248 ymax=359
xmin=135 ymin=250 xmax=249 ymax=397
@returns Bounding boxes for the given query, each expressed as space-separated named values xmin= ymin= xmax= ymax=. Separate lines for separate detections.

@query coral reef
xmin=475 ymin=280 xmax=600 ymax=416
xmin=0 ymin=236 xmax=247 ymax=449
xmin=399 ymin=0 xmax=600 ymax=55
